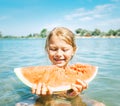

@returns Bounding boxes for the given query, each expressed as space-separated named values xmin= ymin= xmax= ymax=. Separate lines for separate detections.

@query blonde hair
xmin=45 ymin=27 xmax=77 ymax=52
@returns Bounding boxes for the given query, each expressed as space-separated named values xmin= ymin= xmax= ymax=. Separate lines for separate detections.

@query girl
xmin=31 ymin=27 xmax=105 ymax=106
xmin=32 ymin=27 xmax=87 ymax=97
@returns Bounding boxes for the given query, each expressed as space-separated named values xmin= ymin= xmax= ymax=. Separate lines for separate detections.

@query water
xmin=0 ymin=38 xmax=120 ymax=106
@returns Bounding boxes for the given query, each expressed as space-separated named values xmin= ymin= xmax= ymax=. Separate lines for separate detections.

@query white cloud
xmin=63 ymin=3 xmax=120 ymax=31
xmin=78 ymin=17 xmax=92 ymax=21
xmin=99 ymin=18 xmax=120 ymax=30
xmin=64 ymin=4 xmax=115 ymax=22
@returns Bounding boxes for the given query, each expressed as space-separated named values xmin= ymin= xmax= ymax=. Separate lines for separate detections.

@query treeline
xmin=0 ymin=28 xmax=120 ymax=39
xmin=75 ymin=28 xmax=120 ymax=37
xmin=0 ymin=28 xmax=48 ymax=39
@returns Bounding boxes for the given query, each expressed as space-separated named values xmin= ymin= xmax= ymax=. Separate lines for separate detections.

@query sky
xmin=0 ymin=0 xmax=120 ymax=36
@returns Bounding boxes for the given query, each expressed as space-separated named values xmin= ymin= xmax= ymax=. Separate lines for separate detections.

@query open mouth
xmin=54 ymin=58 xmax=65 ymax=63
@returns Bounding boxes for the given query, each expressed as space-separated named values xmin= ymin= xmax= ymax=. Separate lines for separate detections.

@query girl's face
xmin=47 ymin=35 xmax=74 ymax=68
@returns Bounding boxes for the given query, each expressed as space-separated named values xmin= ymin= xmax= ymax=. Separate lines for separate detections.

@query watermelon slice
xmin=14 ymin=63 xmax=98 ymax=92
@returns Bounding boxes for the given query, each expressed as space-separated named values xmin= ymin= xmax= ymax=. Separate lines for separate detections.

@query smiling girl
xmin=32 ymin=27 xmax=87 ymax=97
xmin=31 ymin=27 xmax=105 ymax=106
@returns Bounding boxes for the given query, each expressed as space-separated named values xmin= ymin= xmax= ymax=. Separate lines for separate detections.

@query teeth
xmin=54 ymin=58 xmax=64 ymax=61
xmin=56 ymin=59 xmax=64 ymax=61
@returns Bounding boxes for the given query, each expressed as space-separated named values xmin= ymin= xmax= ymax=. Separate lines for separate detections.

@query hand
xmin=31 ymin=83 xmax=53 ymax=95
xmin=66 ymin=79 xmax=87 ymax=97
xmin=71 ymin=79 xmax=87 ymax=93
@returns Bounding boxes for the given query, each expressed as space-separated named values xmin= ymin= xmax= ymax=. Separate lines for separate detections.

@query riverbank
xmin=0 ymin=36 xmax=120 ymax=40
xmin=75 ymin=35 xmax=120 ymax=39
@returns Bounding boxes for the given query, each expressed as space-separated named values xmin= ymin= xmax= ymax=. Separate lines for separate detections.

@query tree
xmin=107 ymin=29 xmax=116 ymax=36
xmin=27 ymin=33 xmax=33 ymax=38
xmin=0 ymin=32 xmax=2 ymax=38
xmin=75 ymin=28 xmax=82 ymax=34
xmin=40 ymin=28 xmax=47 ymax=38
xmin=116 ymin=29 xmax=120 ymax=36
xmin=75 ymin=28 xmax=89 ymax=37
xmin=84 ymin=31 xmax=91 ymax=37
xmin=116 ymin=31 xmax=120 ymax=36
xmin=92 ymin=29 xmax=101 ymax=36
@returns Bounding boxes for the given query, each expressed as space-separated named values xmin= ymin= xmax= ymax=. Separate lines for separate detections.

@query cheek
xmin=47 ymin=51 xmax=55 ymax=59
xmin=66 ymin=51 xmax=74 ymax=59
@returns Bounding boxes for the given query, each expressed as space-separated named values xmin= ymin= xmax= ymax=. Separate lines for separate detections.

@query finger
xmin=47 ymin=86 xmax=53 ymax=95
xmin=31 ymin=84 xmax=37 ymax=94
xmin=41 ymin=83 xmax=48 ymax=95
xmin=71 ymin=83 xmax=83 ymax=92
xmin=36 ymin=83 xmax=42 ymax=95
xmin=76 ymin=79 xmax=88 ymax=89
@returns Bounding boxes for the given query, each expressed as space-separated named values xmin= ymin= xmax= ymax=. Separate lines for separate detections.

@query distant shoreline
xmin=75 ymin=36 xmax=120 ymax=39
xmin=0 ymin=36 xmax=120 ymax=40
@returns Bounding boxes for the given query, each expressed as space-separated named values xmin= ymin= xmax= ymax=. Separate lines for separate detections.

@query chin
xmin=55 ymin=63 xmax=66 ymax=68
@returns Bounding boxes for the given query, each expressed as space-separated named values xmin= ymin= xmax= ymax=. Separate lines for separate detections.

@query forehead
xmin=49 ymin=35 xmax=72 ymax=47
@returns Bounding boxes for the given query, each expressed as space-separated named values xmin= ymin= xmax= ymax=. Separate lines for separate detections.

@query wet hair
xmin=45 ymin=27 xmax=77 ymax=52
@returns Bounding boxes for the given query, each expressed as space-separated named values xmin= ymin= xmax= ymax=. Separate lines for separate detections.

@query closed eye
xmin=49 ymin=48 xmax=57 ymax=51
xmin=63 ymin=48 xmax=69 ymax=52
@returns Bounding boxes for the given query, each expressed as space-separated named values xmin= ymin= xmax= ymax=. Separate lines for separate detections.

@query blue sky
xmin=0 ymin=0 xmax=120 ymax=36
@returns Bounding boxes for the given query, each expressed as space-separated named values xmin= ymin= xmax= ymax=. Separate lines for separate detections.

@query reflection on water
xmin=34 ymin=95 xmax=86 ymax=106
xmin=16 ymin=94 xmax=105 ymax=106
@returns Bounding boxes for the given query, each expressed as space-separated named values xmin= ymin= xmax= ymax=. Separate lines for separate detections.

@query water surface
xmin=0 ymin=38 xmax=119 ymax=106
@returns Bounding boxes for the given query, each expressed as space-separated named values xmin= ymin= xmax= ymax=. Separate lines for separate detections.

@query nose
xmin=55 ymin=49 xmax=63 ymax=57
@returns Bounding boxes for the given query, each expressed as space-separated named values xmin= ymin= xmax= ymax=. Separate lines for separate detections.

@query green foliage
xmin=92 ymin=29 xmax=101 ymax=36
xmin=107 ymin=29 xmax=116 ymax=36
xmin=75 ymin=28 xmax=91 ymax=37
xmin=40 ymin=28 xmax=47 ymax=38
xmin=0 ymin=32 xmax=2 ymax=38
xmin=0 ymin=28 xmax=120 ymax=39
